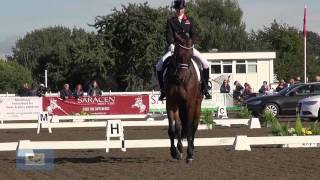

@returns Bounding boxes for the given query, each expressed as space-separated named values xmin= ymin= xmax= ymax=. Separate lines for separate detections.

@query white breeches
xmin=155 ymin=48 xmax=209 ymax=71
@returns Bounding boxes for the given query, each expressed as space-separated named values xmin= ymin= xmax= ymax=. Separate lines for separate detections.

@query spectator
xmin=243 ymin=82 xmax=253 ymax=99
xmin=315 ymin=75 xmax=320 ymax=82
xmin=88 ymin=80 xmax=102 ymax=96
xmin=220 ymin=79 xmax=230 ymax=93
xmin=29 ymin=83 xmax=38 ymax=96
xmin=276 ymin=79 xmax=287 ymax=92
xmin=259 ymin=81 xmax=270 ymax=95
xmin=60 ymin=83 xmax=73 ymax=100
xmin=233 ymin=81 xmax=244 ymax=102
xmin=288 ymin=78 xmax=295 ymax=87
xmin=73 ymin=84 xmax=84 ymax=98
xmin=18 ymin=83 xmax=31 ymax=96
xmin=37 ymin=84 xmax=48 ymax=97
xmin=295 ymin=76 xmax=302 ymax=84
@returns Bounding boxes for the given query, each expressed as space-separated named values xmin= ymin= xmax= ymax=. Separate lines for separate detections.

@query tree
xmin=0 ymin=60 xmax=33 ymax=93
xmin=249 ymin=20 xmax=320 ymax=81
xmin=187 ymin=0 xmax=249 ymax=51
xmin=11 ymin=26 xmax=111 ymax=91
xmin=93 ymin=3 xmax=171 ymax=91
xmin=305 ymin=31 xmax=320 ymax=81
xmin=65 ymin=28 xmax=112 ymax=90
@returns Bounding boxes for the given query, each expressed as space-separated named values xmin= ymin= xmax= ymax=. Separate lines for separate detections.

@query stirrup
xmin=159 ymin=91 xmax=166 ymax=101
xmin=204 ymin=92 xmax=212 ymax=99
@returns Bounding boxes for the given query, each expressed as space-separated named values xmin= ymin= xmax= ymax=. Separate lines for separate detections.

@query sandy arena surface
xmin=0 ymin=120 xmax=319 ymax=180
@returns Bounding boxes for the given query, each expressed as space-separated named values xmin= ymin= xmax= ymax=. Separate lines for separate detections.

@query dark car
xmin=244 ymin=83 xmax=320 ymax=117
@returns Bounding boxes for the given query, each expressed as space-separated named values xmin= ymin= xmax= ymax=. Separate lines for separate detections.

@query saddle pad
xmin=191 ymin=59 xmax=201 ymax=82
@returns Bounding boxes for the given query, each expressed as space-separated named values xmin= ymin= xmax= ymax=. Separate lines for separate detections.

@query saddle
xmin=163 ymin=55 xmax=202 ymax=84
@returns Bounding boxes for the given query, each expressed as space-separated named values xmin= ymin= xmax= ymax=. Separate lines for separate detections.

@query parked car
xmin=244 ymin=82 xmax=320 ymax=117
xmin=297 ymin=95 xmax=320 ymax=120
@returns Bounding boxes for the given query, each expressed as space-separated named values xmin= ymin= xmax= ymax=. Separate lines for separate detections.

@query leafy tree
xmin=65 ymin=28 xmax=112 ymax=90
xmin=249 ymin=20 xmax=320 ymax=82
xmin=93 ymin=3 xmax=171 ymax=91
xmin=187 ymin=0 xmax=249 ymax=51
xmin=11 ymin=26 xmax=111 ymax=91
xmin=0 ymin=60 xmax=33 ymax=93
xmin=306 ymin=31 xmax=320 ymax=81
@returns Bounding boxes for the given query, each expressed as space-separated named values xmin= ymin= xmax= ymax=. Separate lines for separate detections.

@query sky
xmin=0 ymin=0 xmax=319 ymax=57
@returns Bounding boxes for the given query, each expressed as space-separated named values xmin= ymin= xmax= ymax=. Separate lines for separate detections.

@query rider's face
xmin=175 ymin=8 xmax=185 ymax=16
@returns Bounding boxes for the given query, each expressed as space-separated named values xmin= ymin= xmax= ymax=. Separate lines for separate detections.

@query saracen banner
xmin=42 ymin=95 xmax=149 ymax=116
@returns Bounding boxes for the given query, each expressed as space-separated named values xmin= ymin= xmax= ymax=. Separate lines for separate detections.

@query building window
xmin=236 ymin=60 xmax=246 ymax=73
xmin=222 ymin=60 xmax=232 ymax=73
xmin=211 ymin=65 xmax=221 ymax=74
xmin=247 ymin=60 xmax=257 ymax=73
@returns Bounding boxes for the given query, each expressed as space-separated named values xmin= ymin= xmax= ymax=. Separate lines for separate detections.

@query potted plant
xmin=200 ymin=109 xmax=215 ymax=129
xmin=236 ymin=106 xmax=252 ymax=119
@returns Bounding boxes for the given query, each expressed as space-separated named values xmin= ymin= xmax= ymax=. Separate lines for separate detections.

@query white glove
xmin=169 ymin=44 xmax=175 ymax=53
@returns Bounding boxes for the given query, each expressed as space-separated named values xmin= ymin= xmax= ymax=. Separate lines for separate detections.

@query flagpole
xmin=304 ymin=5 xmax=307 ymax=83
xmin=304 ymin=31 xmax=307 ymax=83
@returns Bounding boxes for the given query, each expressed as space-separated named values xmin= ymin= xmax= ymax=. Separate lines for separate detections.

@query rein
xmin=178 ymin=44 xmax=194 ymax=50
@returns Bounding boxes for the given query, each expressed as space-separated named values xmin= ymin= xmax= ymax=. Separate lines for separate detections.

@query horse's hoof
xmin=176 ymin=153 xmax=183 ymax=160
xmin=170 ymin=152 xmax=177 ymax=159
xmin=186 ymin=158 xmax=193 ymax=164
xmin=170 ymin=147 xmax=177 ymax=159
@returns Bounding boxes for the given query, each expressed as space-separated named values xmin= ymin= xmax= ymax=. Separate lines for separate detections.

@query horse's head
xmin=174 ymin=33 xmax=193 ymax=66
xmin=170 ymin=33 xmax=194 ymax=83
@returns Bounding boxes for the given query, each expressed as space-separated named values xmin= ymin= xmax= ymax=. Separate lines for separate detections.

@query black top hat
xmin=173 ymin=0 xmax=186 ymax=9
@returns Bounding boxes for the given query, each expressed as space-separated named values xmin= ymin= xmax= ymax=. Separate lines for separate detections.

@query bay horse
xmin=165 ymin=33 xmax=203 ymax=163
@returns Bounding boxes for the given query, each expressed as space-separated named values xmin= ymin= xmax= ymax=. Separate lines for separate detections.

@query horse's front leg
xmin=186 ymin=103 xmax=198 ymax=163
xmin=174 ymin=109 xmax=183 ymax=160
xmin=167 ymin=109 xmax=178 ymax=159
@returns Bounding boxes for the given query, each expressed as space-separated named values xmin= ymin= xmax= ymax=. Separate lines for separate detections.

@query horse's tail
xmin=179 ymin=105 xmax=188 ymax=139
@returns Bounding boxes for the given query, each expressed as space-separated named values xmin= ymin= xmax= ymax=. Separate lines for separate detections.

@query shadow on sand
xmin=54 ymin=156 xmax=154 ymax=164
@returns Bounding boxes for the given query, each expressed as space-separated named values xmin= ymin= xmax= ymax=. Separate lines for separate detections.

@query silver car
xmin=297 ymin=95 xmax=320 ymax=120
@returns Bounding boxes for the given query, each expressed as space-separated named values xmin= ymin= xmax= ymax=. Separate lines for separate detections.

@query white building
xmin=202 ymin=52 xmax=276 ymax=92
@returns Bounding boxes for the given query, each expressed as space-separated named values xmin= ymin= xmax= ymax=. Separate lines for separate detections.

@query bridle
xmin=178 ymin=44 xmax=194 ymax=50
xmin=175 ymin=43 xmax=194 ymax=69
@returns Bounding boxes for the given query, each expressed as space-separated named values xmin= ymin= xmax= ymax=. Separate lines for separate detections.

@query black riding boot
xmin=202 ymin=68 xmax=212 ymax=99
xmin=157 ymin=70 xmax=166 ymax=100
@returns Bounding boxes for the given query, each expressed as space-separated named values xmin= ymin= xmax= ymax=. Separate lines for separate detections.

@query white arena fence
xmin=0 ymin=118 xmax=318 ymax=159
xmin=1 ymin=135 xmax=320 ymax=157
xmin=0 ymin=118 xmax=261 ymax=133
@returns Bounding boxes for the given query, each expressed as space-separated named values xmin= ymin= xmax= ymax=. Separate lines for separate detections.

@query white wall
xmin=202 ymin=52 xmax=276 ymax=92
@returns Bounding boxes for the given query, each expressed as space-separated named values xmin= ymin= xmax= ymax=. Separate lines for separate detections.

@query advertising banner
xmin=0 ymin=97 xmax=42 ymax=120
xmin=148 ymin=92 xmax=218 ymax=113
xmin=42 ymin=95 xmax=149 ymax=116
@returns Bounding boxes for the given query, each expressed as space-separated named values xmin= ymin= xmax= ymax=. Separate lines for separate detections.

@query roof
xmin=202 ymin=52 xmax=276 ymax=60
